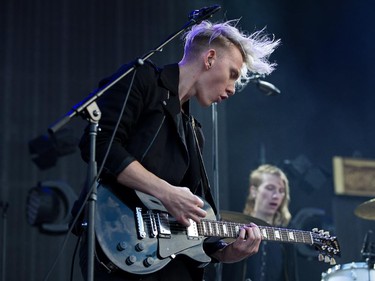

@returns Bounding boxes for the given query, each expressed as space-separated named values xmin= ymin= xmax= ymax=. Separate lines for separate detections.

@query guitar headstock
xmin=311 ymin=228 xmax=341 ymax=265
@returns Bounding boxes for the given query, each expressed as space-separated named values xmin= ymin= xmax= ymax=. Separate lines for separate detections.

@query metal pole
xmin=211 ymin=103 xmax=222 ymax=281
xmin=1 ymin=202 xmax=9 ymax=281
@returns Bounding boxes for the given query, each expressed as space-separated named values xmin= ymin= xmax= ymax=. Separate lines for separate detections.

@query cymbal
xmin=354 ymin=198 xmax=375 ymax=220
xmin=220 ymin=210 xmax=270 ymax=226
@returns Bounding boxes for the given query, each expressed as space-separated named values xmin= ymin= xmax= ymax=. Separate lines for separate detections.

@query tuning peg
xmin=312 ymin=228 xmax=318 ymax=233
xmin=324 ymin=231 xmax=330 ymax=236
xmin=324 ymin=256 xmax=331 ymax=263
xmin=318 ymin=254 xmax=324 ymax=262
xmin=330 ymin=258 xmax=336 ymax=265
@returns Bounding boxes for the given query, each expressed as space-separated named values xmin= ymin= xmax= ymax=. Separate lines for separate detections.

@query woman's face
xmin=251 ymin=173 xmax=286 ymax=219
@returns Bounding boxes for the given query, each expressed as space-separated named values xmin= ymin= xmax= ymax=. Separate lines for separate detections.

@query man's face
xmin=196 ymin=44 xmax=243 ymax=106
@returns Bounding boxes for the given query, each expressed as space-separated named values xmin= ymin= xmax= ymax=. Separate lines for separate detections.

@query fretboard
xmin=197 ymin=219 xmax=313 ymax=245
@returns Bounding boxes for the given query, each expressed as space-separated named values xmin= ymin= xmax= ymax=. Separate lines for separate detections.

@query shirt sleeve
xmin=203 ymin=237 xmax=228 ymax=263
xmin=79 ymin=62 xmax=156 ymax=178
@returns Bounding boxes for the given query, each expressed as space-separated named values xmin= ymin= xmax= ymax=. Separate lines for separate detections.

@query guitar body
xmin=95 ymin=183 xmax=215 ymax=275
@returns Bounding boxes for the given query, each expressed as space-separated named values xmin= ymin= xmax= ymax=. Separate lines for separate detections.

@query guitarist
xmin=77 ymin=19 xmax=280 ymax=281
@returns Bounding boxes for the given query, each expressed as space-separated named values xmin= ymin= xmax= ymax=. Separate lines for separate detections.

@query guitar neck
xmin=198 ymin=219 xmax=313 ymax=245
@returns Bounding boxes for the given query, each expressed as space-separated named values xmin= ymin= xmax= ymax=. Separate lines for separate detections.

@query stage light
xmin=283 ymin=154 xmax=328 ymax=192
xmin=26 ymin=180 xmax=77 ymax=234
xmin=28 ymin=128 xmax=79 ymax=170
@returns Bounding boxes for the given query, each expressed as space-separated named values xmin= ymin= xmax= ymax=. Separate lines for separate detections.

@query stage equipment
xmin=355 ymin=198 xmax=375 ymax=220
xmin=283 ymin=154 xmax=328 ymax=193
xmin=249 ymin=73 xmax=281 ymax=96
xmin=28 ymin=128 xmax=78 ymax=170
xmin=26 ymin=180 xmax=77 ymax=234
xmin=333 ymin=156 xmax=375 ymax=197
xmin=321 ymin=262 xmax=375 ymax=280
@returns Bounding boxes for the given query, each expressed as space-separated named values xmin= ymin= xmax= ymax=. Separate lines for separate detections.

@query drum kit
xmin=321 ymin=198 xmax=375 ymax=280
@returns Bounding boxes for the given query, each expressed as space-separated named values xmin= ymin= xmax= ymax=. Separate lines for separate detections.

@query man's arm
xmin=116 ymin=160 xmax=207 ymax=227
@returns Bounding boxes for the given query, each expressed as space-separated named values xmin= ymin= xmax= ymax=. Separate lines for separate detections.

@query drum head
xmin=321 ymin=262 xmax=375 ymax=281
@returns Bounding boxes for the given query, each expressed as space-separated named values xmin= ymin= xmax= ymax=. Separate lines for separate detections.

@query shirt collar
xmin=160 ymin=63 xmax=179 ymax=96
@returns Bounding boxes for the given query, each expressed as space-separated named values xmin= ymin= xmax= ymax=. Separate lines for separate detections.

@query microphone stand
xmin=211 ymin=103 xmax=222 ymax=281
xmin=0 ymin=201 xmax=9 ymax=281
xmin=47 ymin=6 xmax=221 ymax=281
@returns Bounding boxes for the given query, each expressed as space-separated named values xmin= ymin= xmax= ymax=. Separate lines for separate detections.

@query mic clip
xmin=188 ymin=5 xmax=221 ymax=22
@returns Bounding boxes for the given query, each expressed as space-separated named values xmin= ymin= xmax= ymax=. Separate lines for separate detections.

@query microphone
xmin=249 ymin=74 xmax=280 ymax=96
xmin=361 ymin=230 xmax=372 ymax=257
xmin=257 ymin=80 xmax=281 ymax=96
xmin=188 ymin=5 xmax=221 ymax=22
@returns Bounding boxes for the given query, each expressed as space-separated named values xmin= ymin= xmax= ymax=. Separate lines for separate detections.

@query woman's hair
xmin=243 ymin=164 xmax=291 ymax=227
xmin=182 ymin=19 xmax=280 ymax=91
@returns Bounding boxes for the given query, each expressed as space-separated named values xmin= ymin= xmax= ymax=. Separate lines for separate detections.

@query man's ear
xmin=205 ymin=49 xmax=216 ymax=69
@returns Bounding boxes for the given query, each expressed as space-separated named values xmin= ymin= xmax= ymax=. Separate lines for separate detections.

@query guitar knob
xmin=330 ymin=258 xmax=336 ymax=265
xmin=324 ymin=256 xmax=331 ymax=263
xmin=126 ymin=255 xmax=137 ymax=265
xmin=117 ymin=241 xmax=128 ymax=251
xmin=136 ymin=242 xmax=145 ymax=252
xmin=144 ymin=257 xmax=155 ymax=267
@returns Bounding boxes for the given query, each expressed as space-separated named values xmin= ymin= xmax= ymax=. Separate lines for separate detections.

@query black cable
xmin=70 ymin=235 xmax=82 ymax=281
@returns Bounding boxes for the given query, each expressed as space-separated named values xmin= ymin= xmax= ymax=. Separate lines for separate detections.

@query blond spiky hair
xmin=182 ymin=19 xmax=280 ymax=91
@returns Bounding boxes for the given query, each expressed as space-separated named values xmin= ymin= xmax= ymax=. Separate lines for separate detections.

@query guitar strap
xmin=190 ymin=116 xmax=218 ymax=216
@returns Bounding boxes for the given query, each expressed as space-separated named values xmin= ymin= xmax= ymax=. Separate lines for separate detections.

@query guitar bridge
xmin=135 ymin=207 xmax=146 ymax=239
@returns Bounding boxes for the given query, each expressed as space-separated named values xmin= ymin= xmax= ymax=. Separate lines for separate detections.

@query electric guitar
xmin=95 ymin=184 xmax=341 ymax=275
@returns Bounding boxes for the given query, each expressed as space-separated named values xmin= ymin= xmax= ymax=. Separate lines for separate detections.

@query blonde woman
xmin=242 ymin=164 xmax=296 ymax=281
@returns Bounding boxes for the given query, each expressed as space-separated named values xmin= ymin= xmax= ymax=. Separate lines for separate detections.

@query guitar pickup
xmin=187 ymin=219 xmax=199 ymax=240
xmin=148 ymin=211 xmax=158 ymax=237
xmin=157 ymin=212 xmax=171 ymax=238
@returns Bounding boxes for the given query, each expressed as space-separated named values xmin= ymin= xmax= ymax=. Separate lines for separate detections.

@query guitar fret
xmin=281 ymin=229 xmax=288 ymax=241
xmin=275 ymin=229 xmax=281 ymax=240
xmin=261 ymin=228 xmax=268 ymax=239
xmin=222 ymin=223 xmax=228 ymax=237
xmin=288 ymin=230 xmax=295 ymax=241
xmin=198 ymin=219 xmax=314 ymax=246
xmin=201 ymin=220 xmax=207 ymax=235
xmin=215 ymin=222 xmax=220 ymax=236
xmin=294 ymin=230 xmax=304 ymax=243
xmin=208 ymin=221 xmax=213 ymax=235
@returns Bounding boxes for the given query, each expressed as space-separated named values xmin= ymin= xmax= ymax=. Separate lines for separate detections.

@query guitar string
xmin=136 ymin=215 xmax=338 ymax=257
xmin=139 ymin=215 xmax=316 ymax=243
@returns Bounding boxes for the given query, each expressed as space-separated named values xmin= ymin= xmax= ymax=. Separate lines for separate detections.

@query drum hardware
xmin=321 ymin=262 xmax=375 ymax=280
xmin=355 ymin=198 xmax=375 ymax=220
xmin=321 ymin=231 xmax=375 ymax=280
xmin=361 ymin=230 xmax=375 ymax=270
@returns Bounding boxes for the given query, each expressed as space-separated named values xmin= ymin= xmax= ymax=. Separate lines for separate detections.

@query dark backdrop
xmin=1 ymin=1 xmax=375 ymax=281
